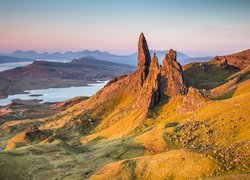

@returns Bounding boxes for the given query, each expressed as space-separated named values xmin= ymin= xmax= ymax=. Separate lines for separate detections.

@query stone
xmin=218 ymin=56 xmax=229 ymax=69
xmin=137 ymin=53 xmax=161 ymax=109
xmin=179 ymin=87 xmax=207 ymax=114
xmin=137 ymin=32 xmax=151 ymax=83
xmin=212 ymin=49 xmax=250 ymax=70
xmin=161 ymin=49 xmax=188 ymax=96
xmin=90 ymin=33 xmax=190 ymax=113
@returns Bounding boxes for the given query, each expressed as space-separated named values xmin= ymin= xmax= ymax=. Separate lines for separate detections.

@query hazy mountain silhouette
xmin=8 ymin=49 xmax=212 ymax=65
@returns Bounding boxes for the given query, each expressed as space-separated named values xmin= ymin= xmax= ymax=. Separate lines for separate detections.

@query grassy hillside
xmin=0 ymin=79 xmax=249 ymax=179
xmin=0 ymin=48 xmax=249 ymax=179
xmin=184 ymin=63 xmax=239 ymax=90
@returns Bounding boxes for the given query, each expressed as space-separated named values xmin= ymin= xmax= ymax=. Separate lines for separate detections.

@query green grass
xmin=212 ymin=88 xmax=237 ymax=100
xmin=0 ymin=134 xmax=145 ymax=179
xmin=165 ymin=121 xmax=179 ymax=128
xmin=0 ymin=63 xmax=249 ymax=179
xmin=184 ymin=64 xmax=239 ymax=90
xmin=0 ymin=151 xmax=52 ymax=180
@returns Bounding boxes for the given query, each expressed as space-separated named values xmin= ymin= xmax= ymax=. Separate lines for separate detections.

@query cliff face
xmin=211 ymin=49 xmax=250 ymax=70
xmin=137 ymin=53 xmax=161 ymax=109
xmin=110 ymin=33 xmax=189 ymax=111
xmin=161 ymin=49 xmax=188 ymax=96
xmin=137 ymin=33 xmax=151 ymax=83
xmin=64 ymin=33 xmax=190 ymax=134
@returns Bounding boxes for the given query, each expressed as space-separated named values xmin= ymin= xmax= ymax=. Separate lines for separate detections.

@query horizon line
xmin=1 ymin=48 xmax=249 ymax=58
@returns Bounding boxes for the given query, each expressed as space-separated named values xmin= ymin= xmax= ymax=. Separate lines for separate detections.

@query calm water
xmin=0 ymin=62 xmax=32 ymax=72
xmin=0 ymin=81 xmax=108 ymax=106
xmin=0 ymin=59 xmax=70 ymax=72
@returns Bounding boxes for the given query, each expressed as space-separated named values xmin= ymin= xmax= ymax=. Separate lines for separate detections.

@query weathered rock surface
xmin=137 ymin=33 xmax=151 ymax=83
xmin=82 ymin=33 xmax=189 ymax=112
xmin=137 ymin=53 xmax=161 ymax=109
xmin=217 ymin=56 xmax=229 ymax=69
xmin=179 ymin=87 xmax=207 ymax=114
xmin=211 ymin=49 xmax=250 ymax=70
xmin=161 ymin=49 xmax=188 ymax=96
xmin=122 ymin=35 xmax=189 ymax=110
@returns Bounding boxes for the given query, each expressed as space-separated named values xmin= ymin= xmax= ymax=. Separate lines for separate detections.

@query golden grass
xmin=0 ymin=119 xmax=34 ymax=131
xmin=1 ymin=70 xmax=249 ymax=179
xmin=5 ymin=131 xmax=27 ymax=150
xmin=91 ymin=149 xmax=218 ymax=179
xmin=135 ymin=125 xmax=167 ymax=154
xmin=81 ymin=107 xmax=146 ymax=142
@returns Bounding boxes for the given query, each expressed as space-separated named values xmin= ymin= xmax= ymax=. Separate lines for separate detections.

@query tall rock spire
xmin=129 ymin=34 xmax=188 ymax=111
xmin=137 ymin=33 xmax=151 ymax=81
xmin=136 ymin=53 xmax=160 ymax=109
xmin=161 ymin=49 xmax=188 ymax=96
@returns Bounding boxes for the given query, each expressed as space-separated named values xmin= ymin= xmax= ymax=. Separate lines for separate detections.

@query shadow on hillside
xmin=212 ymin=88 xmax=237 ymax=100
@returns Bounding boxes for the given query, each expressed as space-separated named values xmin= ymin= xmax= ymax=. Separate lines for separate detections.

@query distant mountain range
xmin=1 ymin=50 xmax=213 ymax=65
xmin=0 ymin=57 xmax=134 ymax=99
xmin=0 ymin=56 xmax=33 ymax=64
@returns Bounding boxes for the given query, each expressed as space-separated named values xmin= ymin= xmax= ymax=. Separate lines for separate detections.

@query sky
xmin=0 ymin=0 xmax=249 ymax=56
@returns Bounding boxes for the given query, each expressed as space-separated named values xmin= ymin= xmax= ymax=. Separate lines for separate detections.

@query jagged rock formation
xmin=161 ymin=49 xmax=189 ymax=96
xmin=137 ymin=33 xmax=151 ymax=83
xmin=137 ymin=53 xmax=161 ymax=109
xmin=2 ymin=34 xmax=250 ymax=180
xmin=124 ymin=33 xmax=189 ymax=110
xmin=41 ymin=33 xmax=189 ymax=140
xmin=179 ymin=87 xmax=207 ymax=114
xmin=134 ymin=34 xmax=188 ymax=110
xmin=217 ymin=56 xmax=229 ymax=69
xmin=211 ymin=49 xmax=250 ymax=70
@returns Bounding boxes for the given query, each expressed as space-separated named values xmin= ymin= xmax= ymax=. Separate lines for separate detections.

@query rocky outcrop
xmin=211 ymin=49 xmax=250 ymax=70
xmin=179 ymin=87 xmax=207 ymax=114
xmin=87 ymin=33 xmax=189 ymax=112
xmin=161 ymin=49 xmax=188 ymax=96
xmin=137 ymin=33 xmax=151 ymax=83
xmin=134 ymin=37 xmax=188 ymax=110
xmin=137 ymin=53 xmax=161 ymax=109
xmin=217 ymin=56 xmax=229 ymax=69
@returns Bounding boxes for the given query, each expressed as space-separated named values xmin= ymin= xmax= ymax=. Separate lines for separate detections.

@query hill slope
xmin=0 ymin=34 xmax=249 ymax=179
xmin=0 ymin=57 xmax=134 ymax=98
xmin=183 ymin=50 xmax=250 ymax=90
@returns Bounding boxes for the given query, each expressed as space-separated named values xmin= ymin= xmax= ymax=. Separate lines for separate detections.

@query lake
xmin=0 ymin=59 xmax=70 ymax=72
xmin=0 ymin=62 xmax=32 ymax=72
xmin=0 ymin=81 xmax=108 ymax=106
